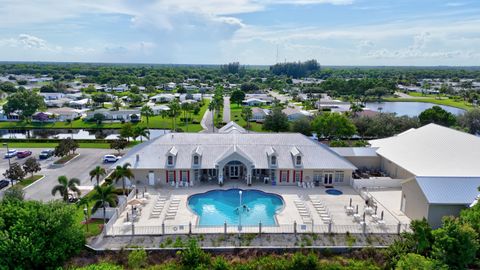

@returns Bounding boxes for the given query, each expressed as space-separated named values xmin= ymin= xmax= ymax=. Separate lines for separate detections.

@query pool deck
xmin=110 ymin=183 xmax=410 ymax=235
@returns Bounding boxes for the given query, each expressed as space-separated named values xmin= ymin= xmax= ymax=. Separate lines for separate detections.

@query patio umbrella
xmin=349 ymin=198 xmax=352 ymax=207
xmin=356 ymin=204 xmax=359 ymax=214
xmin=380 ymin=211 xmax=384 ymax=220
xmin=363 ymin=212 xmax=366 ymax=222
xmin=128 ymin=198 xmax=143 ymax=206
xmin=375 ymin=206 xmax=378 ymax=215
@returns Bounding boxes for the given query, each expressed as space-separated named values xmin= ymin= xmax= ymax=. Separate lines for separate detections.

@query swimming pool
xmin=188 ymin=189 xmax=284 ymax=226
xmin=325 ymin=189 xmax=343 ymax=196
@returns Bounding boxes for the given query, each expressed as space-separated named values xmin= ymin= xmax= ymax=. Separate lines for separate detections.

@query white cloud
xmin=0 ymin=34 xmax=60 ymax=51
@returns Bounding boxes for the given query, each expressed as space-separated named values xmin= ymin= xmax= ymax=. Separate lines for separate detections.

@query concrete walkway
xmin=222 ymin=96 xmax=231 ymax=124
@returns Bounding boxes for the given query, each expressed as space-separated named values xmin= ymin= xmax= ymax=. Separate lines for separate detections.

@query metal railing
xmin=106 ymin=221 xmax=410 ymax=237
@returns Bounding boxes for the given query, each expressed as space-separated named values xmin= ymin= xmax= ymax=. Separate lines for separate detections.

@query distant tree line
xmin=270 ymin=59 xmax=320 ymax=78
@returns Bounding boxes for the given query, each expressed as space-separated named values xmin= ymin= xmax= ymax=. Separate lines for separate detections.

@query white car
xmin=4 ymin=149 xmax=17 ymax=158
xmin=103 ymin=155 xmax=120 ymax=163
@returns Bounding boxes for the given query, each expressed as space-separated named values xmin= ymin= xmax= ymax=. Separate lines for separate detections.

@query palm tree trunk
xmin=96 ymin=176 xmax=100 ymax=186
xmin=123 ymin=178 xmax=126 ymax=195
xmin=103 ymin=206 xmax=106 ymax=224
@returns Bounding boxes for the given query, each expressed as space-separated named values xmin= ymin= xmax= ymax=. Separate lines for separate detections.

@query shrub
xmin=128 ymin=249 xmax=147 ymax=269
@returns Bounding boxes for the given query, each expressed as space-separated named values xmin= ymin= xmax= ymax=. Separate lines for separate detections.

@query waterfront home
xmin=47 ymin=107 xmax=83 ymax=121
xmin=85 ymin=109 xmax=140 ymax=121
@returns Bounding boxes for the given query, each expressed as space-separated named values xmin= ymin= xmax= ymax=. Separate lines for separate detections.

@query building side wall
xmin=402 ymin=180 xmax=429 ymax=221
xmin=345 ymin=156 xmax=380 ymax=170
xmin=427 ymin=204 xmax=467 ymax=229
xmin=380 ymin=156 xmax=414 ymax=179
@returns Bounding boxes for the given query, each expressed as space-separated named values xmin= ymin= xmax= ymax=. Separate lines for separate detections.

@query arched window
xmin=193 ymin=155 xmax=199 ymax=165
xmin=296 ymin=156 xmax=302 ymax=165
xmin=271 ymin=156 xmax=277 ymax=166
xmin=167 ymin=155 xmax=173 ymax=165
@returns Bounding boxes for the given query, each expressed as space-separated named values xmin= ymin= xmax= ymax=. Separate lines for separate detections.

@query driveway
xmin=0 ymin=147 xmax=113 ymax=201
xmin=222 ymin=96 xmax=231 ymax=123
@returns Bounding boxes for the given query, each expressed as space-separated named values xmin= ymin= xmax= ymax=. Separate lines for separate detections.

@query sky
xmin=0 ymin=0 xmax=479 ymax=66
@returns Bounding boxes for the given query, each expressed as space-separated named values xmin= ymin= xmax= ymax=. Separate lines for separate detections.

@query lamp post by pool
xmin=83 ymin=207 xmax=89 ymax=232
xmin=238 ymin=190 xmax=243 ymax=232
xmin=3 ymin=143 xmax=11 ymax=169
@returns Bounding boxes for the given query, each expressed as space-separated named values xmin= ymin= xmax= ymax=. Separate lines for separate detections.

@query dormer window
xmin=296 ymin=156 xmax=302 ymax=166
xmin=193 ymin=155 xmax=199 ymax=165
xmin=271 ymin=155 xmax=277 ymax=166
xmin=167 ymin=155 xmax=174 ymax=165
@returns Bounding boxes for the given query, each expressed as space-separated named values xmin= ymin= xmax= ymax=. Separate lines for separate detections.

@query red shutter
xmin=300 ymin=171 xmax=303 ymax=183
xmin=187 ymin=170 xmax=190 ymax=183
xmin=174 ymin=170 xmax=177 ymax=182
xmin=287 ymin=170 xmax=290 ymax=183
xmin=180 ymin=171 xmax=183 ymax=182
xmin=165 ymin=171 xmax=168 ymax=183
xmin=279 ymin=171 xmax=282 ymax=183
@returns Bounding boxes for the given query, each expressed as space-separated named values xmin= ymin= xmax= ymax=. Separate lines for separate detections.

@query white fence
xmin=106 ymin=222 xmax=410 ymax=236
xmin=352 ymin=178 xmax=403 ymax=190
xmin=103 ymin=189 xmax=136 ymax=236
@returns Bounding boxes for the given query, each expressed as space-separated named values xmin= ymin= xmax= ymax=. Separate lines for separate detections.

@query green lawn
xmin=147 ymin=99 xmax=209 ymax=132
xmin=230 ymin=104 xmax=265 ymax=132
xmin=15 ymin=175 xmax=43 ymax=188
xmin=384 ymin=96 xmax=474 ymax=110
xmin=74 ymin=188 xmax=105 ymax=238
xmin=0 ymin=99 xmax=211 ymax=131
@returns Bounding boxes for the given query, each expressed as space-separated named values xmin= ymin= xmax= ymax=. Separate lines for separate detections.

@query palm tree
xmin=133 ymin=126 xmax=150 ymax=142
xmin=111 ymin=163 xmax=134 ymax=195
xmin=112 ymin=99 xmax=122 ymax=111
xmin=241 ymin=107 xmax=253 ymax=129
xmin=208 ymin=99 xmax=216 ymax=132
xmin=160 ymin=109 xmax=169 ymax=130
xmin=76 ymin=196 xmax=91 ymax=231
xmin=140 ymin=105 xmax=154 ymax=128
xmin=168 ymin=100 xmax=181 ymax=131
xmin=51 ymin=176 xmax=81 ymax=202
xmin=89 ymin=166 xmax=106 ymax=186
xmin=181 ymin=102 xmax=191 ymax=132
xmin=91 ymin=184 xmax=118 ymax=224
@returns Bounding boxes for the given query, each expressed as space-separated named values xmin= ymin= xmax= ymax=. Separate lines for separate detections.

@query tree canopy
xmin=2 ymin=90 xmax=45 ymax=120
xmin=418 ymin=106 xmax=457 ymax=127
xmin=311 ymin=113 xmax=356 ymax=139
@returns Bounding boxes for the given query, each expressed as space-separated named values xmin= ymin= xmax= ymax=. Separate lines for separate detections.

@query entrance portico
xmin=216 ymin=145 xmax=254 ymax=185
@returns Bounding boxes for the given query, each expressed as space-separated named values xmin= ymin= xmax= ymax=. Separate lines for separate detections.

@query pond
xmin=0 ymin=128 xmax=169 ymax=140
xmin=365 ymin=102 xmax=465 ymax=117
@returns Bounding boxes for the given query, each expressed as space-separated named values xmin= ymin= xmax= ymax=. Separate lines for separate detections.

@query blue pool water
xmin=188 ymin=189 xmax=284 ymax=226
xmin=325 ymin=189 xmax=343 ymax=196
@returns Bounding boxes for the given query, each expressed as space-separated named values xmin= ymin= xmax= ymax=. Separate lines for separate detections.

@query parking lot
xmin=0 ymin=148 xmax=115 ymax=201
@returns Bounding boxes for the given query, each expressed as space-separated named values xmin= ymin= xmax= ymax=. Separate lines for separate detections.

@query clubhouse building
xmin=114 ymin=122 xmax=480 ymax=228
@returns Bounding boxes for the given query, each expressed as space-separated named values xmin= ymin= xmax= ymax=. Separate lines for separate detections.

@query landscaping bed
xmin=54 ymin=153 xmax=80 ymax=165
xmin=15 ymin=175 xmax=44 ymax=189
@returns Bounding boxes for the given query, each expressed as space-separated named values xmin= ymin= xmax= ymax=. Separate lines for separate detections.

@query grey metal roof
xmin=331 ymin=147 xmax=379 ymax=157
xmin=114 ymin=132 xmax=357 ymax=170
xmin=415 ymin=176 xmax=480 ymax=204
xmin=217 ymin=121 xmax=247 ymax=134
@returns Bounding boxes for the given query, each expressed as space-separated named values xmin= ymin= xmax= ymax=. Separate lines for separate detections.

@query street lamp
xmin=3 ymin=143 xmax=11 ymax=169
xmin=238 ymin=190 xmax=243 ymax=231
xmin=83 ymin=207 xmax=89 ymax=232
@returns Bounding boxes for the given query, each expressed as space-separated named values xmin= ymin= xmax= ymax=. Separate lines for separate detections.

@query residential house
xmin=282 ymin=107 xmax=312 ymax=121
xmin=85 ymin=109 xmax=141 ymax=121
xmin=150 ymin=94 xmax=176 ymax=103
xmin=250 ymin=107 xmax=270 ymax=122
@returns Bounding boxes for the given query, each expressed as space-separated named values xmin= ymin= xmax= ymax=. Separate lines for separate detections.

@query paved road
xmin=0 ymin=147 xmax=113 ymax=201
xmin=222 ymin=96 xmax=231 ymax=123
xmin=24 ymin=148 xmax=113 ymax=201
xmin=200 ymin=97 xmax=214 ymax=133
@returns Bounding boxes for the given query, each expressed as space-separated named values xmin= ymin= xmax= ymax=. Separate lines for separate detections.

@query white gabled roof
xmin=415 ymin=176 xmax=480 ymax=205
xmin=218 ymin=121 xmax=247 ymax=134
xmin=370 ymin=124 xmax=480 ymax=177
xmin=116 ymin=132 xmax=356 ymax=170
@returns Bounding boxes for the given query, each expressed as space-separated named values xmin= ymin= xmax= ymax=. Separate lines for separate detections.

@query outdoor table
xmin=371 ymin=214 xmax=379 ymax=221
xmin=365 ymin=207 xmax=374 ymax=215
xmin=353 ymin=214 xmax=361 ymax=222
xmin=346 ymin=206 xmax=354 ymax=214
